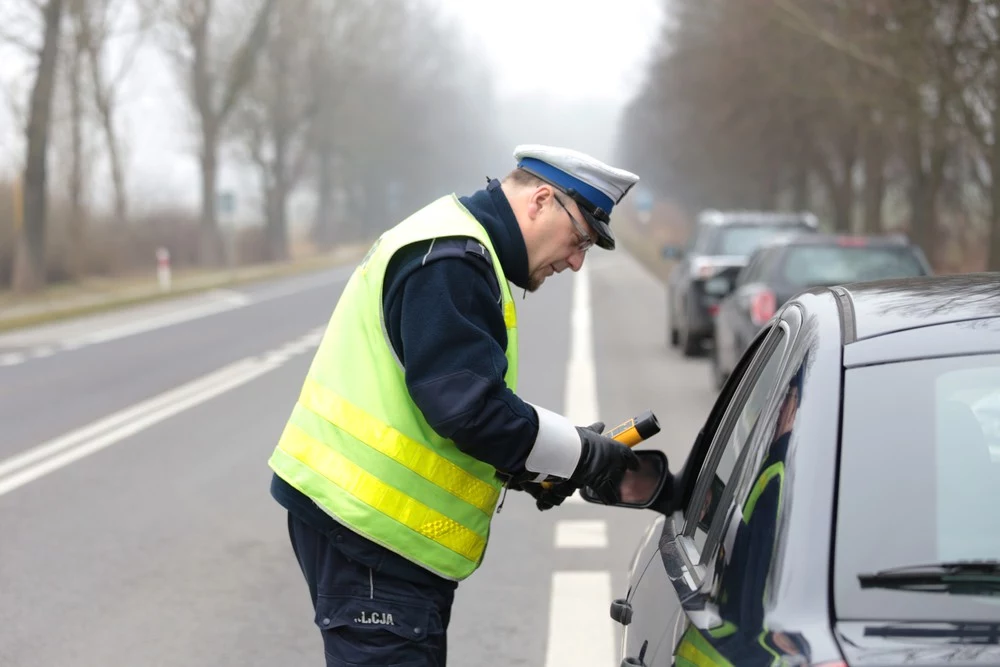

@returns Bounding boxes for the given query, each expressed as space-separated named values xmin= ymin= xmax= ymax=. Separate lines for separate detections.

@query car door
xmin=657 ymin=318 xmax=797 ymax=666
xmin=620 ymin=321 xmax=791 ymax=667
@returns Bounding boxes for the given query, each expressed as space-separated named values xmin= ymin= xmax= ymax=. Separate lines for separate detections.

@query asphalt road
xmin=0 ymin=247 xmax=717 ymax=666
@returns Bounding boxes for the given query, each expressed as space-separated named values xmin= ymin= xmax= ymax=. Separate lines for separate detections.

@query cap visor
xmin=582 ymin=209 xmax=615 ymax=250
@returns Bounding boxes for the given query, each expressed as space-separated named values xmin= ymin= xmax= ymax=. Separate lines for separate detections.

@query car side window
xmin=684 ymin=328 xmax=787 ymax=556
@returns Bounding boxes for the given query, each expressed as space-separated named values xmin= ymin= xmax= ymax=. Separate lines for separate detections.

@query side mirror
xmin=661 ymin=245 xmax=684 ymax=260
xmin=580 ymin=450 xmax=671 ymax=509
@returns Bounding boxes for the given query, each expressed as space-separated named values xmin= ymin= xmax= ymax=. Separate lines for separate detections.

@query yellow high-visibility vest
xmin=269 ymin=194 xmax=518 ymax=581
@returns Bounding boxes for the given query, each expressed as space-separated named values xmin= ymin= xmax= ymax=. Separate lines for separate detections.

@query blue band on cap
xmin=517 ymin=158 xmax=614 ymax=214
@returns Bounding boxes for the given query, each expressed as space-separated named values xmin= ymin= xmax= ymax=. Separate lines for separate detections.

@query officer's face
xmin=524 ymin=187 xmax=593 ymax=291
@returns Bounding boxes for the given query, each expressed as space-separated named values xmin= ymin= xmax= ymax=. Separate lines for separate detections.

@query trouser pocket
xmin=315 ymin=594 xmax=445 ymax=667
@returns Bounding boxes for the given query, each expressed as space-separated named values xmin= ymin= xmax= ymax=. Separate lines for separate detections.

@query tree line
xmin=2 ymin=0 xmax=502 ymax=292
xmin=618 ymin=0 xmax=1000 ymax=271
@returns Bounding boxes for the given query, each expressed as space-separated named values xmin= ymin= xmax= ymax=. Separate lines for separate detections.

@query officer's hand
xmin=570 ymin=421 xmax=640 ymax=505
xmin=522 ymin=480 xmax=578 ymax=511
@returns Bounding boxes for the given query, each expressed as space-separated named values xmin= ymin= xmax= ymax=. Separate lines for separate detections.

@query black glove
xmin=570 ymin=421 xmax=640 ymax=504
xmin=521 ymin=480 xmax=578 ymax=511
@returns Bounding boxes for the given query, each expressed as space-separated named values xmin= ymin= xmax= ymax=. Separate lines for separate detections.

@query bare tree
xmin=619 ymin=0 xmax=994 ymax=270
xmin=7 ymin=0 xmax=65 ymax=293
xmin=75 ymin=0 xmax=153 ymax=228
xmin=162 ymin=0 xmax=277 ymax=266
xmin=234 ymin=0 xmax=319 ymax=261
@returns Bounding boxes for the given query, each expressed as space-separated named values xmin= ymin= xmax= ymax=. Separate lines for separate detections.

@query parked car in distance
xmin=711 ymin=233 xmax=932 ymax=389
xmin=583 ymin=273 xmax=1000 ymax=667
xmin=663 ymin=210 xmax=819 ymax=356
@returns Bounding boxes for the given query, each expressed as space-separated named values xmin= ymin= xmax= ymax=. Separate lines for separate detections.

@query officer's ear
xmin=527 ymin=185 xmax=554 ymax=221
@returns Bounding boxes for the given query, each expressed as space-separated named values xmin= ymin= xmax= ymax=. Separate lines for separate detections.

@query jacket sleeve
xmin=382 ymin=238 xmax=541 ymax=474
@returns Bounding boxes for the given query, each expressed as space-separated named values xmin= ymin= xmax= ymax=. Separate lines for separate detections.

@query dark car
xmin=710 ymin=233 xmax=932 ymax=389
xmin=663 ymin=210 xmax=819 ymax=356
xmin=584 ymin=273 xmax=1000 ymax=667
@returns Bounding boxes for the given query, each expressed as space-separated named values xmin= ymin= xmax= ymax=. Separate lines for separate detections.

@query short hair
xmin=501 ymin=167 xmax=546 ymax=188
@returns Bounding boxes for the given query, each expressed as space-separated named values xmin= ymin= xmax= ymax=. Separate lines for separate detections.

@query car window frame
xmin=695 ymin=323 xmax=793 ymax=560
xmin=680 ymin=321 xmax=792 ymax=559
xmin=670 ymin=325 xmax=772 ymax=515
xmin=703 ymin=307 xmax=806 ymax=579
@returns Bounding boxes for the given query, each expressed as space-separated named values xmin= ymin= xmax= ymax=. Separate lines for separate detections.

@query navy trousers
xmin=287 ymin=513 xmax=456 ymax=666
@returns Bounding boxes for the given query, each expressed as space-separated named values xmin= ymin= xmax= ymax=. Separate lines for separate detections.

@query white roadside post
xmin=156 ymin=247 xmax=172 ymax=292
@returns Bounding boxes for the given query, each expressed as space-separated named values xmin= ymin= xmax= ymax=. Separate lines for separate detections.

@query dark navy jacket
xmin=271 ymin=179 xmax=541 ymax=587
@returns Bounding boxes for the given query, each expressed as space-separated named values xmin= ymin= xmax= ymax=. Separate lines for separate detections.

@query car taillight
xmin=749 ymin=289 xmax=776 ymax=326
xmin=836 ymin=236 xmax=868 ymax=247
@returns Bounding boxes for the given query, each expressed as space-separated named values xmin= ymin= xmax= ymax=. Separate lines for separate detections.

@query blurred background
xmin=2 ymin=0 xmax=999 ymax=298
xmin=0 ymin=0 xmax=660 ymax=296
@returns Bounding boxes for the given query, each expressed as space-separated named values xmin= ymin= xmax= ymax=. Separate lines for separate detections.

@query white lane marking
xmin=61 ymin=291 xmax=252 ymax=348
xmin=251 ymin=268 xmax=354 ymax=303
xmin=0 ymin=326 xmax=324 ymax=497
xmin=561 ymin=262 xmax=597 ymax=505
xmin=555 ymin=520 xmax=608 ymax=548
xmin=565 ymin=261 xmax=598 ymax=424
xmin=544 ymin=571 xmax=615 ymax=667
xmin=0 ymin=353 xmax=25 ymax=366
xmin=0 ymin=267 xmax=354 ymax=366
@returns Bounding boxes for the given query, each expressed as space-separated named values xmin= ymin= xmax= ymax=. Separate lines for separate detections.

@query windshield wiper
xmin=859 ymin=560 xmax=1000 ymax=595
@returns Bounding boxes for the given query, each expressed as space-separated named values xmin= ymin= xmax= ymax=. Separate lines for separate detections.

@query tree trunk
xmin=862 ymin=129 xmax=885 ymax=235
xmin=84 ymin=19 xmax=129 ymax=227
xmin=267 ymin=180 xmax=289 ymax=261
xmin=266 ymin=22 xmax=290 ymax=262
xmin=313 ymin=148 xmax=334 ymax=249
xmin=13 ymin=0 xmax=65 ymax=293
xmin=68 ymin=38 xmax=86 ymax=278
xmin=986 ymin=18 xmax=1000 ymax=271
xmin=103 ymin=107 xmax=128 ymax=227
xmin=199 ymin=129 xmax=223 ymax=266
xmin=791 ymin=166 xmax=809 ymax=211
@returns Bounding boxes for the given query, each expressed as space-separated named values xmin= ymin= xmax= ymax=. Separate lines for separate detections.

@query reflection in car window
xmin=689 ymin=330 xmax=786 ymax=553
xmin=780 ymin=245 xmax=925 ymax=286
xmin=835 ymin=353 xmax=1000 ymax=622
xmin=692 ymin=358 xmax=808 ymax=664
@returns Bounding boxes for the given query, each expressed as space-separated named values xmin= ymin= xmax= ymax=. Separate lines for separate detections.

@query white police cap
xmin=513 ymin=144 xmax=640 ymax=250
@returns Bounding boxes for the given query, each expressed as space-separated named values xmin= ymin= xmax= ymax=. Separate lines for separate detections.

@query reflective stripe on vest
xmin=269 ymin=194 xmax=518 ymax=581
xmin=676 ymin=625 xmax=734 ymax=666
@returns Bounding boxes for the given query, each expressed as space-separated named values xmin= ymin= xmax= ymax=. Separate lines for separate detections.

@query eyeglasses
xmin=553 ymin=193 xmax=595 ymax=252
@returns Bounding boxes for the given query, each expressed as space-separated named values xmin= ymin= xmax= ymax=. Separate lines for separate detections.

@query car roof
xmin=835 ymin=272 xmax=1000 ymax=342
xmin=697 ymin=209 xmax=819 ymax=227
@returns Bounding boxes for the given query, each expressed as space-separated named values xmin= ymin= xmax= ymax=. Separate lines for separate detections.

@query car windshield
xmin=712 ymin=225 xmax=807 ymax=256
xmin=834 ymin=353 xmax=1000 ymax=621
xmin=780 ymin=245 xmax=925 ymax=286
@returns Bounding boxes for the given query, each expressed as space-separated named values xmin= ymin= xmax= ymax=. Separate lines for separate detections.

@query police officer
xmin=268 ymin=145 xmax=642 ymax=666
